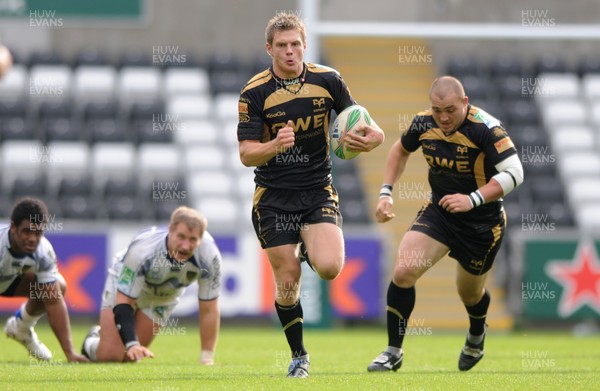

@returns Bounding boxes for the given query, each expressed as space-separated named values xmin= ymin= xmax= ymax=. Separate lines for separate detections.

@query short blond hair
xmin=265 ymin=11 xmax=306 ymax=45
xmin=429 ymin=76 xmax=465 ymax=100
xmin=169 ymin=206 xmax=207 ymax=236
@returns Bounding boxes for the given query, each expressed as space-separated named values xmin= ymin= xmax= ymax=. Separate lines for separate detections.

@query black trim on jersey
xmin=505 ymin=170 xmax=517 ymax=188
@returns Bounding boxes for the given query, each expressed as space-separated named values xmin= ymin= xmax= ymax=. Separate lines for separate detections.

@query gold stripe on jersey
xmin=306 ymin=63 xmax=336 ymax=74
xmin=478 ymin=223 xmax=503 ymax=275
xmin=264 ymin=84 xmax=333 ymax=111
xmin=473 ymin=152 xmax=487 ymax=188
xmin=241 ymin=70 xmax=272 ymax=94
xmin=253 ymin=186 xmax=267 ymax=207
xmin=419 ymin=128 xmax=479 ymax=149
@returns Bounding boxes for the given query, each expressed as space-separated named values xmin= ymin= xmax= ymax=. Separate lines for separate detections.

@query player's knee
xmin=458 ymin=289 xmax=483 ymax=306
xmin=314 ymin=257 xmax=343 ymax=280
xmin=392 ymin=267 xmax=418 ymax=288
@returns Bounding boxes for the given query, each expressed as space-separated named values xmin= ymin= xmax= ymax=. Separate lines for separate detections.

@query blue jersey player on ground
xmin=81 ymin=206 xmax=222 ymax=364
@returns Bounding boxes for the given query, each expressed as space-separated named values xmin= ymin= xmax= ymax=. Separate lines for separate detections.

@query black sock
xmin=386 ymin=282 xmax=416 ymax=349
xmin=465 ymin=289 xmax=490 ymax=336
xmin=275 ymin=301 xmax=307 ymax=358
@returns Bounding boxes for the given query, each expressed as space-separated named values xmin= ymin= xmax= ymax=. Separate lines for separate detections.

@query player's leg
xmin=368 ymin=230 xmax=449 ymax=372
xmin=299 ymin=222 xmax=344 ymax=280
xmin=2 ymin=272 xmax=64 ymax=360
xmin=267 ymin=244 xmax=310 ymax=377
xmin=453 ymin=221 xmax=503 ymax=371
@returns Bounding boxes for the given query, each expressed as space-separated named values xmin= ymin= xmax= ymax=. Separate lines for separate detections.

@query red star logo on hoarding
xmin=545 ymin=243 xmax=600 ymax=318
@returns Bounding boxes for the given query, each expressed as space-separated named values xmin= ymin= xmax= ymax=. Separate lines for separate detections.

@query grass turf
xmin=0 ymin=323 xmax=598 ymax=390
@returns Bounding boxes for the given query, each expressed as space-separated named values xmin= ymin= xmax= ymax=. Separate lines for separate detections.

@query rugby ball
xmin=330 ymin=105 xmax=372 ymax=160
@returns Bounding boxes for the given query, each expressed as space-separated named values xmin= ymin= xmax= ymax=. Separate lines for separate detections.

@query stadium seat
xmin=163 ymin=68 xmax=211 ymax=96
xmin=532 ymin=202 xmax=575 ymax=228
xmin=137 ymin=143 xmax=182 ymax=186
xmin=173 ymin=119 xmax=219 ymax=145
xmin=184 ymin=145 xmax=226 ymax=172
xmin=210 ymin=71 xmax=249 ymax=95
xmin=535 ymin=73 xmax=581 ymax=99
xmin=59 ymin=195 xmax=98 ymax=219
xmin=0 ymin=117 xmax=36 ymax=141
xmin=1 ymin=140 xmax=46 ymax=197
xmin=591 ymin=101 xmax=600 ymax=129
xmin=72 ymin=49 xmax=109 ymax=67
xmin=117 ymin=50 xmax=153 ymax=68
xmin=236 ymin=170 xmax=256 ymax=198
xmin=83 ymin=100 xmax=119 ymax=121
xmin=152 ymin=198 xmax=189 ymax=222
xmin=222 ymin=118 xmax=240 ymax=148
xmin=105 ymin=195 xmax=146 ymax=220
xmin=559 ymin=152 xmax=600 ymax=178
xmin=340 ymin=196 xmax=371 ymax=224
xmin=333 ymin=172 xmax=365 ymax=199
xmin=539 ymin=99 xmax=587 ymax=126
xmin=549 ymin=125 xmax=595 ymax=153
xmin=251 ymin=54 xmax=273 ymax=74
xmin=58 ymin=174 xmax=93 ymax=198
xmin=0 ymin=98 xmax=27 ymax=119
xmin=195 ymin=196 xmax=238 ymax=228
xmin=578 ymin=56 xmax=600 ymax=76
xmin=38 ymin=99 xmax=72 ymax=119
xmin=214 ymin=93 xmax=240 ymax=120
xmin=582 ymin=74 xmax=600 ymax=101
xmin=87 ymin=119 xmax=127 ymax=143
xmin=208 ymin=51 xmax=241 ymax=74
xmin=574 ymin=204 xmax=600 ymax=230
xmin=129 ymin=100 xmax=164 ymax=122
xmin=103 ymin=176 xmax=137 ymax=198
xmin=133 ymin=119 xmax=173 ymax=144
xmin=188 ymin=172 xmax=234 ymax=198
xmin=0 ymin=64 xmax=27 ymax=101
xmin=45 ymin=141 xmax=90 ymax=195
xmin=495 ymin=75 xmax=528 ymax=100
xmin=166 ymin=94 xmax=212 ymax=120
xmin=489 ymin=54 xmax=527 ymax=78
xmin=503 ymin=99 xmax=540 ymax=126
xmin=73 ymin=66 xmax=117 ymax=103
xmin=28 ymin=50 xmax=65 ymax=67
xmin=92 ymin=142 xmax=137 ymax=192
xmin=41 ymin=117 xmax=80 ymax=143
xmin=528 ymin=176 xmax=565 ymax=203
xmin=566 ymin=177 xmax=600 ymax=207
xmin=11 ymin=176 xmax=48 ymax=201
xmin=117 ymin=67 xmax=162 ymax=105
xmin=28 ymin=65 xmax=73 ymax=104
xmin=534 ymin=54 xmax=568 ymax=75
xmin=445 ymin=55 xmax=485 ymax=78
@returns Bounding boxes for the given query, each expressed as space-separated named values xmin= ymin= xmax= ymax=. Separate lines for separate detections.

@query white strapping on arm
xmin=492 ymin=154 xmax=524 ymax=196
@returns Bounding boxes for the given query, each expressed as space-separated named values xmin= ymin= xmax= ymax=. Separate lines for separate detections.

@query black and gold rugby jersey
xmin=402 ymin=105 xmax=517 ymax=224
xmin=237 ymin=63 xmax=355 ymax=190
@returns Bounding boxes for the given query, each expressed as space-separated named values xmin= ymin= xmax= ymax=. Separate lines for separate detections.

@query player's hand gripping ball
xmin=330 ymin=105 xmax=372 ymax=160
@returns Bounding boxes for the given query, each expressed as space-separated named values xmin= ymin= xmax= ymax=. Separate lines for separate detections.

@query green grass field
xmin=0 ymin=323 xmax=598 ymax=390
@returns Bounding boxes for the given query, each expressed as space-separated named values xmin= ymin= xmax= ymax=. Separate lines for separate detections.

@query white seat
xmin=0 ymin=140 xmax=45 ymax=190
xmin=575 ymin=204 xmax=600 ymax=231
xmin=0 ymin=64 xmax=27 ymax=100
xmin=194 ymin=196 xmax=238 ymax=228
xmin=228 ymin=146 xmax=248 ymax=172
xmin=559 ymin=152 xmax=600 ymax=178
xmin=222 ymin=118 xmax=240 ymax=148
xmin=237 ymin=170 xmax=256 ymax=198
xmin=188 ymin=172 xmax=234 ymax=197
xmin=214 ymin=93 xmax=240 ymax=120
xmin=541 ymin=99 xmax=587 ymax=126
xmin=137 ymin=143 xmax=182 ymax=182
xmin=45 ymin=142 xmax=90 ymax=193
xmin=163 ymin=68 xmax=210 ymax=96
xmin=535 ymin=73 xmax=581 ymax=100
xmin=174 ymin=119 xmax=219 ymax=145
xmin=567 ymin=178 xmax=600 ymax=206
xmin=29 ymin=65 xmax=72 ymax=103
xmin=91 ymin=143 xmax=137 ymax=189
xmin=118 ymin=67 xmax=162 ymax=103
xmin=582 ymin=74 xmax=600 ymax=101
xmin=184 ymin=145 xmax=226 ymax=172
xmin=590 ymin=101 xmax=600 ymax=128
xmin=73 ymin=66 xmax=117 ymax=103
xmin=550 ymin=126 xmax=595 ymax=153
xmin=166 ymin=94 xmax=212 ymax=120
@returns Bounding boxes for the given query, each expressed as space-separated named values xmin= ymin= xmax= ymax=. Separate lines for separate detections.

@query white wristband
xmin=468 ymin=190 xmax=485 ymax=208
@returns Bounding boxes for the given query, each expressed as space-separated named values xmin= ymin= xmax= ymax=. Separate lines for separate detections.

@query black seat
xmin=152 ymin=199 xmax=189 ymax=221
xmin=340 ymin=197 xmax=371 ymax=224
xmin=534 ymin=54 xmax=568 ymax=75
xmin=445 ymin=56 xmax=485 ymax=78
xmin=503 ymin=99 xmax=540 ymax=126
xmin=104 ymin=176 xmax=137 ymax=197
xmin=0 ymin=117 xmax=36 ymax=141
xmin=11 ymin=175 xmax=47 ymax=200
xmin=0 ymin=99 xmax=28 ymax=119
xmin=58 ymin=175 xmax=92 ymax=197
xmin=28 ymin=50 xmax=64 ymax=66
xmin=129 ymin=100 xmax=164 ymax=122
xmin=87 ymin=119 xmax=127 ymax=143
xmin=133 ymin=119 xmax=173 ymax=144
xmin=496 ymin=75 xmax=530 ymax=100
xmin=528 ymin=176 xmax=564 ymax=203
xmin=490 ymin=54 xmax=526 ymax=78
xmin=59 ymin=195 xmax=97 ymax=219
xmin=105 ymin=196 xmax=145 ymax=220
xmin=72 ymin=49 xmax=109 ymax=67
xmin=41 ymin=118 xmax=80 ymax=142
xmin=38 ymin=100 xmax=72 ymax=120
xmin=118 ymin=50 xmax=153 ymax=68
xmin=578 ymin=56 xmax=600 ymax=76
xmin=462 ymin=75 xmax=490 ymax=101
xmin=83 ymin=100 xmax=119 ymax=121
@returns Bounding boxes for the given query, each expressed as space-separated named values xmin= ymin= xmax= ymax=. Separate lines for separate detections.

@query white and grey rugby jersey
xmin=111 ymin=226 xmax=221 ymax=302
xmin=0 ymin=225 xmax=59 ymax=293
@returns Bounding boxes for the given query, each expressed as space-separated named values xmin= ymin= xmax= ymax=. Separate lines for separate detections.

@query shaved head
xmin=429 ymin=76 xmax=465 ymax=100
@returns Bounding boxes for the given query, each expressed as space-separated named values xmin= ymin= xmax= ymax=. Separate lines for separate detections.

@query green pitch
xmin=0 ymin=324 xmax=598 ymax=390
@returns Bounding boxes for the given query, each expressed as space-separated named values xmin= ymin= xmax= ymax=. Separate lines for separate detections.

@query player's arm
xmin=376 ymin=139 xmax=413 ymax=223
xmin=198 ymin=298 xmax=220 ymax=365
xmin=239 ymin=120 xmax=295 ymax=167
xmin=346 ymin=120 xmax=385 ymax=152
xmin=41 ymin=279 xmax=89 ymax=362
xmin=439 ymin=154 xmax=524 ymax=213
xmin=0 ymin=45 xmax=13 ymax=78
xmin=113 ymin=291 xmax=154 ymax=361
